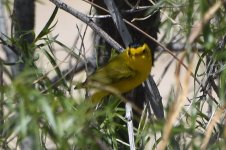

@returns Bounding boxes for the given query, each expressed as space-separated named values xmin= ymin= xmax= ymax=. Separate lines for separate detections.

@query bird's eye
xmin=127 ymin=50 xmax=131 ymax=56
xmin=142 ymin=49 xmax=146 ymax=54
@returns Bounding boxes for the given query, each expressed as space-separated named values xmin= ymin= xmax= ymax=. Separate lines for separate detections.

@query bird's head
xmin=126 ymin=43 xmax=152 ymax=62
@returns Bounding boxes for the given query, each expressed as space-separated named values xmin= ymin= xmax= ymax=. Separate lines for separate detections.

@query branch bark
xmin=49 ymin=0 xmax=123 ymax=52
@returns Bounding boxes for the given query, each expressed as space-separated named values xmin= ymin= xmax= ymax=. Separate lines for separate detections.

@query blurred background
xmin=0 ymin=0 xmax=225 ymax=149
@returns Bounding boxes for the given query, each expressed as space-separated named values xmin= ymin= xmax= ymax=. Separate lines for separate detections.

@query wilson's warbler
xmin=84 ymin=43 xmax=152 ymax=103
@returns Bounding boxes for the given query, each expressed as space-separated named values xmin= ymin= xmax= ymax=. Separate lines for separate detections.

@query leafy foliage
xmin=1 ymin=0 xmax=226 ymax=149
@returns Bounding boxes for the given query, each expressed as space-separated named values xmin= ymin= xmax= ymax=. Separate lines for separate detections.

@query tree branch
xmin=49 ymin=0 xmax=123 ymax=52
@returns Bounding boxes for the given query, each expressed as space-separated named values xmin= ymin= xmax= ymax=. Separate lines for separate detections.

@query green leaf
xmin=34 ymin=6 xmax=58 ymax=42
xmin=42 ymin=48 xmax=68 ymax=89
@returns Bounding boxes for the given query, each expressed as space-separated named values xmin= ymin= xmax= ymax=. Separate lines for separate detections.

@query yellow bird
xmin=84 ymin=43 xmax=152 ymax=103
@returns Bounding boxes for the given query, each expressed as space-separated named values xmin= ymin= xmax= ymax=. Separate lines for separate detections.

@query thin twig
xmin=188 ymin=0 xmax=223 ymax=44
xmin=104 ymin=0 xmax=132 ymax=47
xmin=125 ymin=103 xmax=136 ymax=150
xmin=201 ymin=104 xmax=226 ymax=150
xmin=49 ymin=0 xmax=123 ymax=52
xmin=0 ymin=62 xmax=3 ymax=137
xmin=158 ymin=54 xmax=194 ymax=150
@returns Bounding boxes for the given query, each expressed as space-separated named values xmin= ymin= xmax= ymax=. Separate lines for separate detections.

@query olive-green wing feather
xmin=88 ymin=56 xmax=136 ymax=85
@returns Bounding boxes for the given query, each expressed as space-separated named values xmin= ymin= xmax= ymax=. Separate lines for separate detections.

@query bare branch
xmin=49 ymin=0 xmax=123 ymax=52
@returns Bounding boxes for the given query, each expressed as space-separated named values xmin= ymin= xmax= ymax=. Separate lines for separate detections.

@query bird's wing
xmin=88 ymin=57 xmax=136 ymax=85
